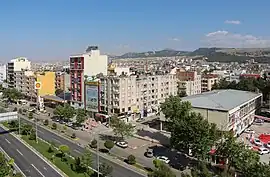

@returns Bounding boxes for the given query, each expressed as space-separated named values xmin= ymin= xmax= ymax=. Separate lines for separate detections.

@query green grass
xmin=2 ymin=121 xmax=9 ymax=128
xmin=21 ymin=135 xmax=92 ymax=177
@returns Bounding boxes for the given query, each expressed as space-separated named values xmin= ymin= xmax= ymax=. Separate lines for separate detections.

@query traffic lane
xmin=20 ymin=118 xmax=146 ymax=177
xmin=0 ymin=127 xmax=62 ymax=177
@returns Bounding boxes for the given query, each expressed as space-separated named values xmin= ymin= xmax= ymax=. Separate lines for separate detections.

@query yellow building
xmin=35 ymin=71 xmax=56 ymax=97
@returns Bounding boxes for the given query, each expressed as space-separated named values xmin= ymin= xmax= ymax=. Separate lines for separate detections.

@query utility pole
xmin=18 ymin=116 xmax=21 ymax=135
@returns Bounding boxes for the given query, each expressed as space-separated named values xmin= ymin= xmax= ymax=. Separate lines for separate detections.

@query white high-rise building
xmin=70 ymin=46 xmax=108 ymax=108
xmin=0 ymin=65 xmax=6 ymax=84
xmin=7 ymin=57 xmax=31 ymax=88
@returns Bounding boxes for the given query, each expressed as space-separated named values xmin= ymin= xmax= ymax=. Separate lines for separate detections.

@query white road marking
xmin=73 ymin=149 xmax=81 ymax=154
xmin=16 ymin=149 xmax=24 ymax=156
xmin=37 ymin=130 xmax=44 ymax=134
xmin=52 ymin=138 xmax=61 ymax=143
xmin=31 ymin=164 xmax=45 ymax=177
xmin=5 ymin=138 xmax=11 ymax=144
xmin=43 ymin=167 xmax=47 ymax=171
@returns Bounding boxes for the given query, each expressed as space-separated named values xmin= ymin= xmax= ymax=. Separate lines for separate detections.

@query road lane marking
xmin=16 ymin=149 xmax=24 ymax=156
xmin=43 ymin=167 xmax=47 ymax=171
xmin=31 ymin=164 xmax=45 ymax=177
xmin=52 ymin=138 xmax=61 ymax=143
xmin=37 ymin=130 xmax=44 ymax=134
xmin=73 ymin=149 xmax=81 ymax=154
xmin=5 ymin=138 xmax=11 ymax=144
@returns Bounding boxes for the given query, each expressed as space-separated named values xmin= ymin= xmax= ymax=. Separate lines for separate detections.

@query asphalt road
xmin=19 ymin=117 xmax=146 ymax=177
xmin=0 ymin=127 xmax=62 ymax=177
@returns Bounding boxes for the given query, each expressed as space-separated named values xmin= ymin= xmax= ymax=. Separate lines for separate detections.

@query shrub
xmin=104 ymin=140 xmax=114 ymax=151
xmin=52 ymin=123 xmax=57 ymax=130
xmin=127 ymin=155 xmax=136 ymax=165
xmin=71 ymin=133 xmax=76 ymax=139
xmin=43 ymin=119 xmax=49 ymax=126
xmin=47 ymin=146 xmax=54 ymax=153
xmin=18 ymin=108 xmax=22 ymax=114
xmin=90 ymin=139 xmax=97 ymax=148
xmin=29 ymin=130 xmax=36 ymax=140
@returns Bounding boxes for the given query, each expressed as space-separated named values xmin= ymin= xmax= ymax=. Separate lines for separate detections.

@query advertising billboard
xmin=85 ymin=82 xmax=100 ymax=112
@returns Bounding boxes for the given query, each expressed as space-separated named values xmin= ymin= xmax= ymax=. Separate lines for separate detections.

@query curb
xmin=0 ymin=146 xmax=26 ymax=177
xmin=0 ymin=124 xmax=66 ymax=177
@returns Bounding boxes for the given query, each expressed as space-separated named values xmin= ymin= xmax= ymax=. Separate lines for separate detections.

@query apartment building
xmin=70 ymin=46 xmax=108 ymax=108
xmin=15 ymin=71 xmax=55 ymax=101
xmin=201 ymin=74 xmax=219 ymax=92
xmin=7 ymin=57 xmax=31 ymax=88
xmin=55 ymin=71 xmax=70 ymax=92
xmin=0 ymin=65 xmax=6 ymax=84
xmin=176 ymin=70 xmax=201 ymax=96
xmin=99 ymin=73 xmax=178 ymax=119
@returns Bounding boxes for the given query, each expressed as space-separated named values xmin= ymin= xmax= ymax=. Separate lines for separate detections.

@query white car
xmin=156 ymin=156 xmax=170 ymax=164
xmin=254 ymin=138 xmax=263 ymax=146
xmin=266 ymin=142 xmax=270 ymax=148
xmin=244 ymin=129 xmax=255 ymax=134
xmin=258 ymin=147 xmax=269 ymax=155
xmin=116 ymin=141 xmax=128 ymax=148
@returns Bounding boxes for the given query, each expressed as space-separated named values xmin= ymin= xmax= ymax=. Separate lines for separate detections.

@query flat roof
xmin=182 ymin=89 xmax=262 ymax=111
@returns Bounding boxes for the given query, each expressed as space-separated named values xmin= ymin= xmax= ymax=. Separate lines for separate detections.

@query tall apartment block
xmin=55 ymin=71 xmax=70 ymax=93
xmin=0 ymin=65 xmax=6 ymax=84
xmin=201 ymin=74 xmax=219 ymax=92
xmin=7 ymin=57 xmax=31 ymax=88
xmin=99 ymin=72 xmax=178 ymax=119
xmin=69 ymin=46 xmax=108 ymax=108
xmin=176 ymin=69 xmax=201 ymax=96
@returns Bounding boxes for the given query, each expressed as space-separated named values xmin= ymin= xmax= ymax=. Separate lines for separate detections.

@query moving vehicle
xmin=244 ymin=129 xmax=255 ymax=134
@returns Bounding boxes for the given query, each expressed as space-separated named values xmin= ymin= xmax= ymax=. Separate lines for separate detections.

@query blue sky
xmin=0 ymin=0 xmax=270 ymax=61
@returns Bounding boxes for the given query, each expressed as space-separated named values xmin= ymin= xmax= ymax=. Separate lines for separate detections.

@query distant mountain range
xmin=115 ymin=47 xmax=270 ymax=63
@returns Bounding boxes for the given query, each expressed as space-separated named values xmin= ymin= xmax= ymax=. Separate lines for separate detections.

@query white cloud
xmin=169 ymin=38 xmax=180 ymax=41
xmin=224 ymin=20 xmax=241 ymax=25
xmin=203 ymin=30 xmax=270 ymax=48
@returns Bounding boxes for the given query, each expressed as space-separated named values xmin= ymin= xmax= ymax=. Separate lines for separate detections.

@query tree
xmin=58 ymin=145 xmax=69 ymax=160
xmin=216 ymin=133 xmax=259 ymax=173
xmin=2 ymin=88 xmax=23 ymax=102
xmin=21 ymin=124 xmax=33 ymax=135
xmin=28 ymin=112 xmax=33 ymax=119
xmin=90 ymin=139 xmax=97 ymax=148
xmin=29 ymin=129 xmax=36 ymax=140
xmin=52 ymin=123 xmax=57 ymax=130
xmin=43 ymin=119 xmax=49 ymax=126
xmin=99 ymin=162 xmax=113 ymax=177
xmin=160 ymin=95 xmax=219 ymax=160
xmin=148 ymin=161 xmax=176 ymax=177
xmin=126 ymin=155 xmax=136 ymax=165
xmin=110 ymin=117 xmax=134 ymax=140
xmin=55 ymin=89 xmax=63 ymax=96
xmin=9 ymin=120 xmax=18 ymax=129
xmin=81 ymin=151 xmax=93 ymax=176
xmin=53 ymin=105 xmax=75 ymax=121
xmin=104 ymin=140 xmax=114 ymax=152
xmin=47 ymin=146 xmax=54 ymax=153
xmin=0 ymin=152 xmax=11 ymax=177
xmin=76 ymin=108 xmax=86 ymax=125
xmin=177 ymin=90 xmax=187 ymax=98
xmin=73 ymin=157 xmax=82 ymax=172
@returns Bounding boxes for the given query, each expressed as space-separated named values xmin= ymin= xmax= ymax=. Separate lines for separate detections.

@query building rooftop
xmin=182 ymin=89 xmax=262 ymax=111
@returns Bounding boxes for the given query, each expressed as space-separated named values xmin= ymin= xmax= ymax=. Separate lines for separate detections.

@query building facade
xmin=7 ymin=57 xmax=31 ymax=88
xmin=176 ymin=70 xmax=201 ymax=96
xmin=15 ymin=71 xmax=55 ymax=101
xmin=70 ymin=46 xmax=108 ymax=108
xmin=182 ymin=90 xmax=262 ymax=135
xmin=99 ymin=73 xmax=178 ymax=119
xmin=0 ymin=65 xmax=6 ymax=84
xmin=55 ymin=72 xmax=70 ymax=93
xmin=201 ymin=74 xmax=219 ymax=92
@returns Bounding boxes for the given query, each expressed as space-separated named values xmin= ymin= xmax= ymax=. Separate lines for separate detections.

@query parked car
xmin=254 ymin=138 xmax=263 ymax=146
xmin=258 ymin=147 xmax=269 ymax=155
xmin=116 ymin=141 xmax=128 ymax=148
xmin=254 ymin=119 xmax=264 ymax=125
xmin=145 ymin=148 xmax=154 ymax=158
xmin=244 ymin=129 xmax=255 ymax=134
xmin=156 ymin=156 xmax=170 ymax=164
xmin=266 ymin=142 xmax=270 ymax=148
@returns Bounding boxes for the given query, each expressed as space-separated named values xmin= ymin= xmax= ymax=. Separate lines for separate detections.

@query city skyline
xmin=0 ymin=0 xmax=270 ymax=61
